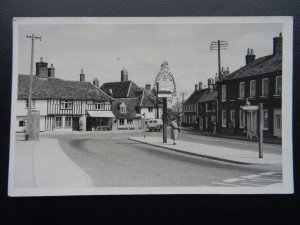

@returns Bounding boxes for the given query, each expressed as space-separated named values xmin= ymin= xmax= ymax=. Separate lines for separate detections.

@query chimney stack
xmin=145 ymin=83 xmax=151 ymax=92
xmin=121 ymin=68 xmax=128 ymax=81
xmin=36 ymin=57 xmax=48 ymax=78
xmin=273 ymin=32 xmax=282 ymax=55
xmin=246 ymin=48 xmax=256 ymax=65
xmin=47 ymin=63 xmax=55 ymax=78
xmin=80 ymin=69 xmax=85 ymax=82
xmin=93 ymin=78 xmax=99 ymax=88
xmin=198 ymin=82 xmax=202 ymax=90
xmin=195 ymin=84 xmax=199 ymax=91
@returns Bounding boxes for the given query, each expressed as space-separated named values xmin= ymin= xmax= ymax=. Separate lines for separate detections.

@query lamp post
xmin=25 ymin=34 xmax=42 ymax=141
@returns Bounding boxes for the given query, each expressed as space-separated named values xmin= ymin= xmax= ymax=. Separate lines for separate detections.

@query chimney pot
xmin=40 ymin=57 xmax=43 ymax=62
xmin=251 ymin=49 xmax=254 ymax=55
xmin=80 ymin=69 xmax=85 ymax=82
xmin=273 ymin=33 xmax=283 ymax=55
xmin=199 ymin=82 xmax=202 ymax=90
xmin=195 ymin=84 xmax=199 ymax=91
xmin=247 ymin=48 xmax=250 ymax=55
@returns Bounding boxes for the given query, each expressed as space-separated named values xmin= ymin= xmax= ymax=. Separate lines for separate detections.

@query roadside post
xmin=158 ymin=88 xmax=173 ymax=143
xmin=240 ymin=99 xmax=263 ymax=158
xmin=259 ymin=103 xmax=263 ymax=158
xmin=143 ymin=113 xmax=146 ymax=138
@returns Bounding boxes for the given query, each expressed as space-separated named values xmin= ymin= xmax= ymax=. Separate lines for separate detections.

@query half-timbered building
xmin=17 ymin=59 xmax=114 ymax=132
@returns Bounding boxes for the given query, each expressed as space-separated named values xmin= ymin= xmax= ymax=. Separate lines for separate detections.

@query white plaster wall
xmin=140 ymin=108 xmax=162 ymax=119
xmin=16 ymin=115 xmax=46 ymax=132
xmin=17 ymin=100 xmax=48 ymax=116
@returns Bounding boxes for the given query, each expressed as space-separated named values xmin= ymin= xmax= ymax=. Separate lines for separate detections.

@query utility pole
xmin=210 ymin=40 xmax=228 ymax=80
xmin=156 ymin=82 xmax=159 ymax=119
xmin=25 ymin=34 xmax=42 ymax=141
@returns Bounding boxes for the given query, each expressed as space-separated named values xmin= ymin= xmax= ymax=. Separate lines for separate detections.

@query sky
xmin=18 ymin=21 xmax=282 ymax=99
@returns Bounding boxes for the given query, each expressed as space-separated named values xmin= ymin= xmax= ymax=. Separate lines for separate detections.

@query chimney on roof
xmin=215 ymin=73 xmax=219 ymax=82
xmin=36 ymin=57 xmax=48 ymax=78
xmin=121 ymin=68 xmax=128 ymax=81
xmin=195 ymin=84 xmax=199 ymax=91
xmin=93 ymin=78 xmax=99 ymax=88
xmin=47 ymin=64 xmax=55 ymax=78
xmin=273 ymin=32 xmax=282 ymax=55
xmin=198 ymin=82 xmax=202 ymax=91
xmin=208 ymin=78 xmax=215 ymax=91
xmin=246 ymin=48 xmax=256 ymax=65
xmin=80 ymin=69 xmax=85 ymax=82
xmin=145 ymin=83 xmax=151 ymax=92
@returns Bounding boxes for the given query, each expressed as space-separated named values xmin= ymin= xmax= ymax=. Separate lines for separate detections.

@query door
xmin=273 ymin=109 xmax=282 ymax=137
xmin=72 ymin=117 xmax=79 ymax=131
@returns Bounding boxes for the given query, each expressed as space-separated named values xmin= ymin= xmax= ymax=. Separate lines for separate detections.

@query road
xmin=40 ymin=129 xmax=282 ymax=187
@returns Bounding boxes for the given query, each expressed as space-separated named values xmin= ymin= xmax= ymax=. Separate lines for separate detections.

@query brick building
xmin=216 ymin=33 xmax=282 ymax=138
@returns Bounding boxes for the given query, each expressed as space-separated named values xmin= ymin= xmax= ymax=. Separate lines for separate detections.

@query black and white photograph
xmin=8 ymin=17 xmax=293 ymax=196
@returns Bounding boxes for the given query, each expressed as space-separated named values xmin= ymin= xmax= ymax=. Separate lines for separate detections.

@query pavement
xmin=12 ymin=138 xmax=93 ymax=189
xmin=181 ymin=127 xmax=282 ymax=145
xmin=128 ymin=137 xmax=282 ymax=166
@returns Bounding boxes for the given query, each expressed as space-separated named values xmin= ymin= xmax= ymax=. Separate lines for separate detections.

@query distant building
xmin=182 ymin=82 xmax=207 ymax=127
xmin=100 ymin=68 xmax=162 ymax=130
xmin=197 ymin=79 xmax=218 ymax=131
xmin=216 ymin=33 xmax=282 ymax=138
xmin=17 ymin=58 xmax=114 ymax=132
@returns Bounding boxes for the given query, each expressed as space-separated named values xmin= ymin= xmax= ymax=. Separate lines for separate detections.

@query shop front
xmin=86 ymin=111 xmax=115 ymax=131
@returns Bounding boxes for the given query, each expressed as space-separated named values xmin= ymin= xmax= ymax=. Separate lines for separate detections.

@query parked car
xmin=146 ymin=119 xmax=163 ymax=132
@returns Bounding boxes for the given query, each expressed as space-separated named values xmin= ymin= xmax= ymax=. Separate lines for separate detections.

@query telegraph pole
xmin=210 ymin=40 xmax=228 ymax=79
xmin=156 ymin=82 xmax=159 ymax=119
xmin=26 ymin=34 xmax=42 ymax=140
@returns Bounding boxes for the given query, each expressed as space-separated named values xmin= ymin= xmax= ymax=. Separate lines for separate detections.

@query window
xmin=205 ymin=117 xmax=208 ymax=129
xmin=19 ymin=121 xmax=24 ymax=127
xmin=148 ymin=107 xmax=153 ymax=112
xmin=222 ymin=85 xmax=226 ymax=102
xmin=230 ymin=110 xmax=236 ymax=128
xmin=55 ymin=116 xmax=63 ymax=128
xmin=205 ymin=103 xmax=208 ymax=112
xmin=61 ymin=100 xmax=72 ymax=109
xmin=26 ymin=100 xmax=36 ymax=108
xmin=127 ymin=119 xmax=133 ymax=125
xmin=222 ymin=110 xmax=226 ymax=128
xmin=263 ymin=110 xmax=268 ymax=130
xmin=276 ymin=76 xmax=282 ymax=95
xmin=262 ymin=78 xmax=269 ymax=96
xmin=239 ymin=110 xmax=245 ymax=128
xmin=239 ymin=82 xmax=245 ymax=98
xmin=119 ymin=119 xmax=124 ymax=125
xmin=94 ymin=101 xmax=105 ymax=110
xmin=65 ymin=116 xmax=72 ymax=128
xmin=250 ymin=80 xmax=256 ymax=97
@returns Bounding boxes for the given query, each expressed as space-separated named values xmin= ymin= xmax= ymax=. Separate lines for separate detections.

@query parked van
xmin=146 ymin=119 xmax=163 ymax=132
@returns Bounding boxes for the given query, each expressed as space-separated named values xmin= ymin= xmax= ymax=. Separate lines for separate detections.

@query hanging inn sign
xmin=154 ymin=60 xmax=176 ymax=103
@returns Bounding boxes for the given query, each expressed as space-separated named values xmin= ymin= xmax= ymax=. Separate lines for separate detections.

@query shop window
xmin=55 ymin=116 xmax=63 ymax=128
xmin=127 ymin=119 xmax=133 ymax=124
xmin=65 ymin=116 xmax=72 ymax=128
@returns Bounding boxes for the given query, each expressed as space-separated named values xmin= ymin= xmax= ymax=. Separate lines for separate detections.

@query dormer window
xmin=120 ymin=102 xmax=127 ymax=114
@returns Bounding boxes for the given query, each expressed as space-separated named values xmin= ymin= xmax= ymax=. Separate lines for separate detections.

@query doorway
xmin=273 ymin=109 xmax=282 ymax=138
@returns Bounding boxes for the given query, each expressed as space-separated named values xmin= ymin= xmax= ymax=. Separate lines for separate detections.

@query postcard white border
xmin=8 ymin=17 xmax=294 ymax=196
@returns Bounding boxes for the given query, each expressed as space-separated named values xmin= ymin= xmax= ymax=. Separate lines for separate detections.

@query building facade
xmin=216 ymin=33 xmax=282 ymax=139
xmin=17 ymin=59 xmax=115 ymax=132
xmin=100 ymin=69 xmax=162 ymax=130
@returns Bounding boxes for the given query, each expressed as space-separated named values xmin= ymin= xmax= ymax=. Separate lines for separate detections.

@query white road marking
xmin=211 ymin=182 xmax=237 ymax=186
xmin=240 ymin=183 xmax=265 ymax=186
xmin=242 ymin=174 xmax=261 ymax=179
xmin=224 ymin=178 xmax=244 ymax=183
xmin=259 ymin=172 xmax=278 ymax=176
xmin=251 ymin=178 xmax=282 ymax=182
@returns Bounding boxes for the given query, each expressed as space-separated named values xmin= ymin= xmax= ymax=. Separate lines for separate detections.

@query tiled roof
xmin=18 ymin=74 xmax=113 ymax=101
xmin=111 ymin=98 xmax=141 ymax=119
xmin=100 ymin=80 xmax=141 ymax=98
xmin=219 ymin=54 xmax=282 ymax=82
xmin=183 ymin=89 xmax=207 ymax=105
xmin=197 ymin=89 xmax=217 ymax=103
xmin=138 ymin=88 xmax=158 ymax=108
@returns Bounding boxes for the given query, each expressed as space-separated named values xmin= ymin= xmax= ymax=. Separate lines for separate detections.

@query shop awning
xmin=87 ymin=110 xmax=115 ymax=118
